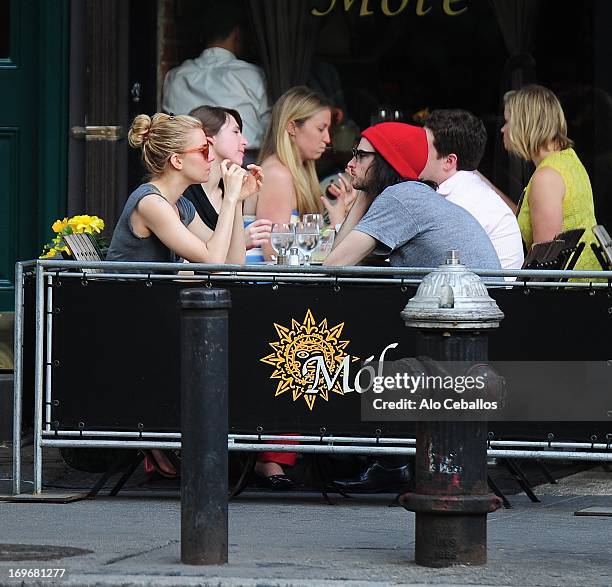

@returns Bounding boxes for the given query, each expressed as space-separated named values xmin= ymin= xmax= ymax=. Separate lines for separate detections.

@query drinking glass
xmin=302 ymin=213 xmax=325 ymax=230
xmin=295 ymin=221 xmax=320 ymax=265
xmin=310 ymin=226 xmax=335 ymax=264
xmin=270 ymin=223 xmax=295 ymax=256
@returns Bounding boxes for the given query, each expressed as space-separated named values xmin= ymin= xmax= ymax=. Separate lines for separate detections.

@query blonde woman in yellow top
xmin=502 ymin=84 xmax=600 ymax=271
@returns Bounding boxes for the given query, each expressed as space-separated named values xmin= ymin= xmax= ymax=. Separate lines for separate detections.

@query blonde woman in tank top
xmin=107 ymin=113 xmax=261 ymax=268
xmin=246 ymin=86 xmax=353 ymax=262
xmin=107 ymin=113 xmax=261 ymax=477
xmin=502 ymin=85 xmax=600 ymax=271
xmin=242 ymin=87 xmax=350 ymax=488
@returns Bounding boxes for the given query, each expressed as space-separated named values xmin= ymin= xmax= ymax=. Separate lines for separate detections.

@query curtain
xmin=247 ymin=0 xmax=319 ymax=103
xmin=489 ymin=0 xmax=542 ymax=200
xmin=490 ymin=0 xmax=541 ymax=90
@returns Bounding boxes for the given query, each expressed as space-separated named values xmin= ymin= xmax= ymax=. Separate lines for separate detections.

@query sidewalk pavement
xmin=0 ymin=461 xmax=611 ymax=587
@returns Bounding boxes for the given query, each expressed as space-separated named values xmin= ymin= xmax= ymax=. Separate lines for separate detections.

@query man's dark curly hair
xmin=423 ymin=109 xmax=487 ymax=171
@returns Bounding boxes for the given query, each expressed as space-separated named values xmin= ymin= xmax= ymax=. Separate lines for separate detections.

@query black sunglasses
xmin=351 ymin=147 xmax=376 ymax=161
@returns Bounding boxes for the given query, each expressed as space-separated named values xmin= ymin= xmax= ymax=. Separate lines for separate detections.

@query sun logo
xmin=261 ymin=309 xmax=358 ymax=410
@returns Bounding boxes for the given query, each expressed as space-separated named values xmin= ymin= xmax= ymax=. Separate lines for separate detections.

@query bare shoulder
xmin=531 ymin=166 xmax=564 ymax=188
xmin=136 ymin=194 xmax=174 ymax=218
xmin=261 ymin=157 xmax=291 ymax=179
xmin=260 ymin=157 xmax=293 ymax=185
xmin=530 ymin=166 xmax=565 ymax=200
xmin=257 ymin=157 xmax=296 ymax=218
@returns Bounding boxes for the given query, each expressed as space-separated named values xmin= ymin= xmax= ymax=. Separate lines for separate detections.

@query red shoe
xmin=143 ymin=449 xmax=179 ymax=478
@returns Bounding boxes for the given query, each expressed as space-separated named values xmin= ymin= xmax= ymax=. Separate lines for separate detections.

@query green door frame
xmin=37 ymin=0 xmax=70 ymax=257
xmin=0 ymin=0 xmax=69 ymax=311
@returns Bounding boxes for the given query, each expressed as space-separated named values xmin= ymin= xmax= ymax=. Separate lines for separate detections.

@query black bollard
xmin=180 ymin=288 xmax=231 ymax=565
xmin=400 ymin=251 xmax=503 ymax=567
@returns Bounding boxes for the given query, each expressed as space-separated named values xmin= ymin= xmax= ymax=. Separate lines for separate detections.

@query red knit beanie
xmin=361 ymin=122 xmax=428 ymax=180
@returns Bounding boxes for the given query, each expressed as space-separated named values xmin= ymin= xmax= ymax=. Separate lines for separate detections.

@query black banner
xmin=26 ymin=277 xmax=612 ymax=441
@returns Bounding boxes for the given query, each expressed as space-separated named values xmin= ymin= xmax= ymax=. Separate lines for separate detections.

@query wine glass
xmin=295 ymin=221 xmax=320 ymax=265
xmin=270 ymin=223 xmax=295 ymax=260
xmin=302 ymin=213 xmax=325 ymax=230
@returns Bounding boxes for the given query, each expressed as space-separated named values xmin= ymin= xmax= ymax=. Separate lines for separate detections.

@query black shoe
xmin=253 ymin=472 xmax=295 ymax=490
xmin=333 ymin=462 xmax=412 ymax=493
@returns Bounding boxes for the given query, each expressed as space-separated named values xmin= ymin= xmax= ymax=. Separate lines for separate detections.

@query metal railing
xmin=12 ymin=259 xmax=612 ymax=495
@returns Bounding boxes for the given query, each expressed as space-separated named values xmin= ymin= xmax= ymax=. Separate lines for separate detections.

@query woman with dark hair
xmin=185 ymin=105 xmax=272 ymax=253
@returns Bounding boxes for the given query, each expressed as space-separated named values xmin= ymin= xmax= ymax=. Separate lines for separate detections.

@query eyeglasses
xmin=181 ymin=142 xmax=210 ymax=157
xmin=351 ymin=147 xmax=376 ymax=162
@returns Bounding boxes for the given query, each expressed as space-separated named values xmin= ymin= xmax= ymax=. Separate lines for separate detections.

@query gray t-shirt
xmin=106 ymin=182 xmax=196 ymax=268
xmin=355 ymin=181 xmax=502 ymax=271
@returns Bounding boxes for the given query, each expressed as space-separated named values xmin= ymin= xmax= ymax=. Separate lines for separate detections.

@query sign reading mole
xmin=311 ymin=0 xmax=468 ymax=17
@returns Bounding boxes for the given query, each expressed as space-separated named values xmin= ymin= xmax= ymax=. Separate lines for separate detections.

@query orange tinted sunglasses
xmin=181 ymin=142 xmax=211 ymax=157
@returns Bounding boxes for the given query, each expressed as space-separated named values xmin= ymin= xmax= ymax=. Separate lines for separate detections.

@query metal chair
xmin=63 ymin=233 xmax=104 ymax=273
xmin=521 ymin=228 xmax=586 ymax=281
xmin=590 ymin=224 xmax=612 ymax=270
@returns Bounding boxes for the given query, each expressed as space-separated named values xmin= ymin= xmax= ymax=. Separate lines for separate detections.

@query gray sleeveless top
xmin=106 ymin=183 xmax=196 ymax=268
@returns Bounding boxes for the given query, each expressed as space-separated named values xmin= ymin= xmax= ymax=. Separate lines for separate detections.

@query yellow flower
xmin=68 ymin=215 xmax=89 ymax=233
xmin=43 ymin=213 xmax=104 ymax=258
xmin=40 ymin=248 xmax=57 ymax=259
xmin=67 ymin=214 xmax=105 ymax=234
xmin=87 ymin=216 xmax=104 ymax=234
xmin=52 ymin=218 xmax=68 ymax=233
xmin=49 ymin=235 xmax=69 ymax=253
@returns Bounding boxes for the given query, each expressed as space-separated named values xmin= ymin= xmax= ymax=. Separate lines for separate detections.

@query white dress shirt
xmin=162 ymin=47 xmax=271 ymax=148
xmin=438 ymin=170 xmax=524 ymax=271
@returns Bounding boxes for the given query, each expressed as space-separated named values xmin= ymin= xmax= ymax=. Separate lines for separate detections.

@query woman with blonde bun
xmin=253 ymin=86 xmax=352 ymax=261
xmin=106 ymin=113 xmax=261 ymax=267
xmin=107 ymin=113 xmax=262 ymax=478
xmin=502 ymin=85 xmax=600 ymax=271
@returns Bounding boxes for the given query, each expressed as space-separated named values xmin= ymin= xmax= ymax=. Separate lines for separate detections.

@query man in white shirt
xmin=162 ymin=1 xmax=271 ymax=151
xmin=420 ymin=109 xmax=524 ymax=271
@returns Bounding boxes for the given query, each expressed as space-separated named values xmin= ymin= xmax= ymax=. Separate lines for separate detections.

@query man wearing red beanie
xmin=325 ymin=122 xmax=501 ymax=493
xmin=325 ymin=122 xmax=501 ymax=273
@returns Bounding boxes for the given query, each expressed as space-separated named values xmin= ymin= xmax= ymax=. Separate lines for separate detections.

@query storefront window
xmin=159 ymin=0 xmax=612 ymax=226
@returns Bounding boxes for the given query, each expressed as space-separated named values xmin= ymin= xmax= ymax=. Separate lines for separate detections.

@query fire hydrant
xmin=399 ymin=250 xmax=504 ymax=567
